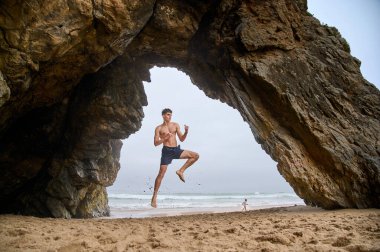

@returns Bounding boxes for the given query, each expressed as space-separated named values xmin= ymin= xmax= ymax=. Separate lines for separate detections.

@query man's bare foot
xmin=176 ymin=170 xmax=185 ymax=183
xmin=151 ymin=197 xmax=157 ymax=208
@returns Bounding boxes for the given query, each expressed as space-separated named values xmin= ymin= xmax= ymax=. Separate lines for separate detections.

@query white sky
xmin=108 ymin=0 xmax=380 ymax=194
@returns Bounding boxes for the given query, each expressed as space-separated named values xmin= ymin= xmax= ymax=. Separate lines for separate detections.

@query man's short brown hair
xmin=162 ymin=108 xmax=172 ymax=115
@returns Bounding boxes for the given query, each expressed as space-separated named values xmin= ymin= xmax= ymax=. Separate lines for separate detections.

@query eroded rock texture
xmin=0 ymin=0 xmax=379 ymax=217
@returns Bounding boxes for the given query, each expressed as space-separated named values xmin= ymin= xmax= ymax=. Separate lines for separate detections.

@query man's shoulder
xmin=155 ymin=124 xmax=162 ymax=130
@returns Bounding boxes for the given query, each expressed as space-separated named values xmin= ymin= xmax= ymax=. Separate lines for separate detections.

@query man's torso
xmin=158 ymin=122 xmax=178 ymax=147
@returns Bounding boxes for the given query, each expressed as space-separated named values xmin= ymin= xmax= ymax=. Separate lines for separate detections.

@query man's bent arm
xmin=154 ymin=127 xmax=164 ymax=146
xmin=177 ymin=123 xmax=188 ymax=142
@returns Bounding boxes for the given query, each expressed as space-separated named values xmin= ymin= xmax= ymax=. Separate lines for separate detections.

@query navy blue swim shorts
xmin=160 ymin=145 xmax=184 ymax=165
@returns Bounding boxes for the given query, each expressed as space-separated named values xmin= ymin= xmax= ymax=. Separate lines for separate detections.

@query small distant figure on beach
xmin=242 ymin=198 xmax=248 ymax=211
xmin=151 ymin=108 xmax=200 ymax=208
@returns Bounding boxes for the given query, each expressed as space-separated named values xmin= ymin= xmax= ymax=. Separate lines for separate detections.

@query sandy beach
xmin=0 ymin=206 xmax=379 ymax=251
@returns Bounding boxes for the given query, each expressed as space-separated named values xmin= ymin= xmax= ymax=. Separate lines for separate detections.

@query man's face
xmin=162 ymin=112 xmax=172 ymax=121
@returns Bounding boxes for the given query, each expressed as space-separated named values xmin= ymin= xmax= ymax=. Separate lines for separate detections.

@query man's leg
xmin=175 ymin=150 xmax=199 ymax=182
xmin=151 ymin=165 xmax=168 ymax=208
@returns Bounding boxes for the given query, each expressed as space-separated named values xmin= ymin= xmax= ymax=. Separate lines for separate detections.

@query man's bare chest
xmin=159 ymin=125 xmax=176 ymax=135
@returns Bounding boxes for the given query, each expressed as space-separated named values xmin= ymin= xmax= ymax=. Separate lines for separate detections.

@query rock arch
xmin=0 ymin=0 xmax=379 ymax=217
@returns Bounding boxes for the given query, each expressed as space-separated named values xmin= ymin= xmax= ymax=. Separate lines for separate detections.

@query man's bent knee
xmin=193 ymin=152 xmax=199 ymax=161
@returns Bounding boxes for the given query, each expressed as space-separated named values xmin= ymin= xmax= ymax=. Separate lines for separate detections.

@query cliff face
xmin=0 ymin=0 xmax=379 ymax=217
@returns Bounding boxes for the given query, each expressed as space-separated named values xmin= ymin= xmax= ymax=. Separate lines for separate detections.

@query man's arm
xmin=177 ymin=123 xmax=188 ymax=142
xmin=154 ymin=127 xmax=161 ymax=146
xmin=154 ymin=127 xmax=164 ymax=146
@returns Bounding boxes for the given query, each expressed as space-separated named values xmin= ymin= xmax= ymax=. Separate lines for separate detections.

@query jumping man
xmin=151 ymin=108 xmax=200 ymax=208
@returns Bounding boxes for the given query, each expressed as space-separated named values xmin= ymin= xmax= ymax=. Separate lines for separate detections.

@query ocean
xmin=107 ymin=192 xmax=305 ymax=218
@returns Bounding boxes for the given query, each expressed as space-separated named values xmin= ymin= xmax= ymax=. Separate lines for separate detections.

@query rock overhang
xmin=0 ymin=0 xmax=379 ymax=217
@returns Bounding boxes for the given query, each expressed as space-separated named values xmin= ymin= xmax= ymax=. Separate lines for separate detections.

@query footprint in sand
xmin=56 ymin=241 xmax=87 ymax=251
xmin=332 ymin=237 xmax=351 ymax=247
xmin=8 ymin=228 xmax=28 ymax=236
xmin=223 ymin=228 xmax=237 ymax=234
xmin=255 ymin=234 xmax=292 ymax=246
xmin=293 ymin=231 xmax=303 ymax=237
xmin=211 ymin=231 xmax=220 ymax=237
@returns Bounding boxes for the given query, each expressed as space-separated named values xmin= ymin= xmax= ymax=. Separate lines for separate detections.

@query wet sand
xmin=108 ymin=204 xmax=298 ymax=218
xmin=0 ymin=206 xmax=379 ymax=251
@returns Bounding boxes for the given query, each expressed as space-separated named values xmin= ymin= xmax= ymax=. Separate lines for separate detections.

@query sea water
xmin=107 ymin=192 xmax=305 ymax=218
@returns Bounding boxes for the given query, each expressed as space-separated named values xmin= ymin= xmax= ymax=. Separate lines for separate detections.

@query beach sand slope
xmin=0 ymin=206 xmax=379 ymax=251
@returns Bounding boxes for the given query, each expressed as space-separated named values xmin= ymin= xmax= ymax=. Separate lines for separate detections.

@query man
xmin=242 ymin=198 xmax=248 ymax=211
xmin=151 ymin=108 xmax=200 ymax=208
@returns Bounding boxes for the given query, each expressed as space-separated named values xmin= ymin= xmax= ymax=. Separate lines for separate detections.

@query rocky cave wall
xmin=0 ymin=0 xmax=379 ymax=217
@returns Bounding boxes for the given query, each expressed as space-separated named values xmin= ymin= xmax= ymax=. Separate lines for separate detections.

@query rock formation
xmin=0 ymin=0 xmax=379 ymax=217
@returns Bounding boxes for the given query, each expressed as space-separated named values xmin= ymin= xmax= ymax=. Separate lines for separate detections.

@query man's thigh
xmin=179 ymin=150 xmax=197 ymax=159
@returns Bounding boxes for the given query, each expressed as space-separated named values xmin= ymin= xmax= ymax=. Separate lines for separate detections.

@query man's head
xmin=162 ymin=108 xmax=172 ymax=122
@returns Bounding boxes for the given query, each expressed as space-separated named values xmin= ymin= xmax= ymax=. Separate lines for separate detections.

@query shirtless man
xmin=151 ymin=108 xmax=200 ymax=208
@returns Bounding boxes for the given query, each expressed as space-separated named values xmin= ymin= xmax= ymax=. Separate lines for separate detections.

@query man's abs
xmin=163 ymin=136 xmax=177 ymax=147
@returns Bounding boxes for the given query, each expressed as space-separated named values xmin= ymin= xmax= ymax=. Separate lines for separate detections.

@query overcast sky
xmin=108 ymin=0 xmax=380 ymax=195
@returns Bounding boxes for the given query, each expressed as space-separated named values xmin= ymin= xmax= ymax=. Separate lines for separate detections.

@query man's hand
xmin=184 ymin=125 xmax=189 ymax=132
xmin=163 ymin=132 xmax=172 ymax=140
